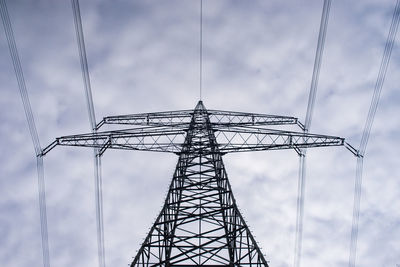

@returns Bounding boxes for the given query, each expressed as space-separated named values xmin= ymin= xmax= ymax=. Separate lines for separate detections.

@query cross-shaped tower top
xmin=42 ymin=101 xmax=348 ymax=266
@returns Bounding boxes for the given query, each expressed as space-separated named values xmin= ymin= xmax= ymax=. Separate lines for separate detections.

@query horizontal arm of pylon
xmin=41 ymin=125 xmax=344 ymax=156
xmin=96 ymin=110 xmax=193 ymax=129
xmin=207 ymin=109 xmax=299 ymax=127
xmin=96 ymin=109 xmax=300 ymax=129
xmin=214 ymin=126 xmax=345 ymax=153
xmin=41 ymin=126 xmax=186 ymax=155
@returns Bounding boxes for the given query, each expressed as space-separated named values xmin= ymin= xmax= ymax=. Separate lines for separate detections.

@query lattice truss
xmin=42 ymin=101 xmax=347 ymax=266
xmin=42 ymin=102 xmax=344 ymax=156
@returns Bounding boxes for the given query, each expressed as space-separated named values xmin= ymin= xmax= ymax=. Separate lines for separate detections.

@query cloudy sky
xmin=1 ymin=0 xmax=399 ymax=266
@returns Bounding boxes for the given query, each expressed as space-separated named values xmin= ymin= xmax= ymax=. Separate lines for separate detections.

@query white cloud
xmin=1 ymin=0 xmax=399 ymax=267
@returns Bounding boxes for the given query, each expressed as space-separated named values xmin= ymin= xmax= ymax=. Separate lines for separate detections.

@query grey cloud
xmin=1 ymin=1 xmax=399 ymax=267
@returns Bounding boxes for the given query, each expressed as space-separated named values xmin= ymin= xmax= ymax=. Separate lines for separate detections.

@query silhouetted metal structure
xmin=42 ymin=101 xmax=346 ymax=266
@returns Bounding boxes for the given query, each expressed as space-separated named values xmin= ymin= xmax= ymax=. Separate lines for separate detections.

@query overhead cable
xmin=304 ymin=0 xmax=331 ymax=131
xmin=294 ymin=1 xmax=331 ymax=267
xmin=71 ymin=0 xmax=96 ymax=129
xmin=71 ymin=1 xmax=105 ymax=267
xmin=358 ymin=0 xmax=400 ymax=157
xmin=293 ymin=154 xmax=306 ymax=267
xmin=348 ymin=1 xmax=400 ymax=267
xmin=199 ymin=0 xmax=203 ymax=100
xmin=0 ymin=1 xmax=50 ymax=267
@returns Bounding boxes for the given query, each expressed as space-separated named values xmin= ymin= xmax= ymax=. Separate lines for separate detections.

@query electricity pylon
xmin=43 ymin=101 xmax=346 ymax=266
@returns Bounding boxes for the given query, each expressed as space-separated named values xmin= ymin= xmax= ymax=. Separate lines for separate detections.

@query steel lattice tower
xmin=132 ymin=101 xmax=267 ymax=266
xmin=43 ymin=101 xmax=347 ymax=266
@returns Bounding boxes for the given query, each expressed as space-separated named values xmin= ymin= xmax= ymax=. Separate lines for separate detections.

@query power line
xmin=348 ymin=1 xmax=400 ymax=267
xmin=71 ymin=1 xmax=106 ymax=267
xmin=293 ymin=154 xmax=306 ymax=267
xmin=0 ymin=0 xmax=41 ymax=154
xmin=71 ymin=0 xmax=96 ymax=130
xmin=36 ymin=156 xmax=50 ymax=267
xmin=0 ymin=1 xmax=50 ymax=267
xmin=199 ymin=0 xmax=203 ymax=101
xmin=358 ymin=0 xmax=400 ymax=157
xmin=304 ymin=0 xmax=331 ymax=131
xmin=294 ymin=1 xmax=331 ymax=267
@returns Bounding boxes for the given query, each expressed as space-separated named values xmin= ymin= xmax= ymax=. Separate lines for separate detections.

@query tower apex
xmin=195 ymin=100 xmax=205 ymax=110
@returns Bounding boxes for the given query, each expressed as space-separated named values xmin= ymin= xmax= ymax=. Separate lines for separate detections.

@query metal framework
xmin=43 ymin=101 xmax=347 ymax=266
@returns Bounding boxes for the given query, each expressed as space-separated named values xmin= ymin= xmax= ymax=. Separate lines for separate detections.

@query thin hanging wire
xmin=94 ymin=154 xmax=105 ymax=267
xmin=293 ymin=154 xmax=306 ymax=267
xmin=0 ymin=1 xmax=50 ymax=267
xmin=71 ymin=0 xmax=96 ymax=129
xmin=36 ymin=156 xmax=50 ymax=267
xmin=304 ymin=0 xmax=331 ymax=131
xmin=358 ymin=0 xmax=399 ymax=157
xmin=199 ymin=0 xmax=203 ymax=100
xmin=71 ymin=1 xmax=105 ymax=267
xmin=349 ymin=1 xmax=400 ymax=267
xmin=293 ymin=1 xmax=331 ymax=267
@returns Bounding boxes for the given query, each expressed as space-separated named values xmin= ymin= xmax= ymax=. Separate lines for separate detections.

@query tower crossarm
xmin=213 ymin=126 xmax=345 ymax=154
xmin=95 ymin=109 xmax=302 ymax=130
xmin=41 ymin=126 xmax=187 ymax=156
xmin=208 ymin=109 xmax=300 ymax=127
xmin=96 ymin=110 xmax=193 ymax=129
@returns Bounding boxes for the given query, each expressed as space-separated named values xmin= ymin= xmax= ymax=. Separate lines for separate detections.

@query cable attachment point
xmin=345 ymin=142 xmax=363 ymax=158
